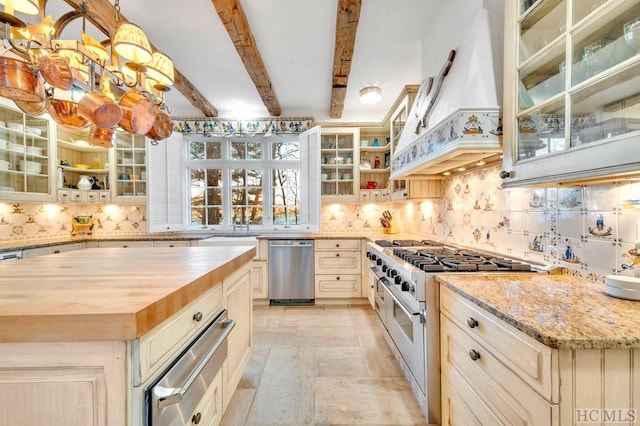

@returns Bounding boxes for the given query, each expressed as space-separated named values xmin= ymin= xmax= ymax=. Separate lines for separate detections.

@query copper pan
xmin=118 ymin=90 xmax=155 ymax=135
xmin=87 ymin=125 xmax=116 ymax=148
xmin=48 ymin=99 xmax=91 ymax=129
xmin=0 ymin=57 xmax=46 ymax=103
xmin=146 ymin=107 xmax=172 ymax=140
xmin=78 ymin=91 xmax=122 ymax=129
xmin=37 ymin=53 xmax=73 ymax=90
xmin=14 ymin=96 xmax=49 ymax=116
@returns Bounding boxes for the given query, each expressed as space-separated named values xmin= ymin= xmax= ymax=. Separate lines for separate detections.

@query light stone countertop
xmin=436 ymin=274 xmax=640 ymax=350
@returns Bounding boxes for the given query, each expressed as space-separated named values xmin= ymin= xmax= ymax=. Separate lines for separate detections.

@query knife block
xmin=383 ymin=218 xmax=399 ymax=234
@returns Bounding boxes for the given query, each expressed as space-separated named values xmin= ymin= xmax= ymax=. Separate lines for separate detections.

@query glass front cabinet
xmin=320 ymin=128 xmax=359 ymax=201
xmin=0 ymin=99 xmax=54 ymax=201
xmin=502 ymin=0 xmax=640 ymax=187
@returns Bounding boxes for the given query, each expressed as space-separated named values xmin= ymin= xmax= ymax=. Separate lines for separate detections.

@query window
xmin=185 ymin=135 xmax=309 ymax=230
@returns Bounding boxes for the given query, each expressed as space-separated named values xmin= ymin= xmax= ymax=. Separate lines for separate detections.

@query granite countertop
xmin=0 ymin=246 xmax=256 ymax=343
xmin=436 ymin=274 xmax=640 ymax=350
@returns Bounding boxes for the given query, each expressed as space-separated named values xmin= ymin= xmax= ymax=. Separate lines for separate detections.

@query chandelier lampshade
xmin=113 ymin=23 xmax=152 ymax=68
xmin=145 ymin=51 xmax=174 ymax=91
xmin=81 ymin=32 xmax=110 ymax=63
xmin=0 ymin=0 xmax=39 ymax=15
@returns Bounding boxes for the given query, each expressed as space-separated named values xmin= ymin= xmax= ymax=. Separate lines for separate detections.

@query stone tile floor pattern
xmin=221 ymin=304 xmax=428 ymax=426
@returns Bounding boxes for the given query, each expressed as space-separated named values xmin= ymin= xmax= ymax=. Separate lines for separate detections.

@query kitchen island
xmin=437 ymin=274 xmax=640 ymax=425
xmin=0 ymin=246 xmax=256 ymax=426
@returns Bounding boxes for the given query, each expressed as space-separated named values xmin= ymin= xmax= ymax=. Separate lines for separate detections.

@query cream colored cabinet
xmin=358 ymin=127 xmax=391 ymax=202
xmin=251 ymin=259 xmax=268 ymax=299
xmin=97 ymin=240 xmax=154 ymax=248
xmin=21 ymin=242 xmax=84 ymax=258
xmin=0 ymin=99 xmax=54 ymax=202
xmin=114 ymin=133 xmax=147 ymax=202
xmin=56 ymin=127 xmax=110 ymax=203
xmin=502 ymin=0 xmax=640 ymax=187
xmin=189 ymin=368 xmax=223 ymax=426
xmin=152 ymin=240 xmax=191 ymax=247
xmin=441 ymin=283 xmax=640 ymax=425
xmin=320 ymin=128 xmax=359 ymax=200
xmin=222 ymin=263 xmax=252 ymax=411
xmin=314 ymin=239 xmax=362 ymax=298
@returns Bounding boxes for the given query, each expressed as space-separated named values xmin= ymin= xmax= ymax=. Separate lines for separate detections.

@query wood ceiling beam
xmin=211 ymin=0 xmax=281 ymax=116
xmin=330 ymin=0 xmax=362 ymax=118
xmin=60 ymin=0 xmax=218 ymax=117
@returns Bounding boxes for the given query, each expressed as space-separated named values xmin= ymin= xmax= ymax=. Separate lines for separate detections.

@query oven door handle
xmin=368 ymin=266 xmax=384 ymax=281
xmin=154 ymin=318 xmax=236 ymax=409
xmin=386 ymin=288 xmax=425 ymax=324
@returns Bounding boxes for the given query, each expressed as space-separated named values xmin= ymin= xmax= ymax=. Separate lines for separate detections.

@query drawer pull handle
xmin=53 ymin=250 xmax=61 ymax=254
xmin=466 ymin=317 xmax=478 ymax=328
xmin=193 ymin=311 xmax=203 ymax=322
xmin=469 ymin=349 xmax=481 ymax=361
xmin=192 ymin=412 xmax=202 ymax=424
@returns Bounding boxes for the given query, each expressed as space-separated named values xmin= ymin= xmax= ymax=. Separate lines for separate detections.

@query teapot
xmin=366 ymin=181 xmax=377 ymax=189
xmin=90 ymin=175 xmax=101 ymax=190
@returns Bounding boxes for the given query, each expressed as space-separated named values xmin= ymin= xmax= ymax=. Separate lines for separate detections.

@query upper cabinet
xmin=0 ymin=99 xmax=54 ymax=201
xmin=114 ymin=133 xmax=147 ymax=201
xmin=502 ymin=0 xmax=640 ymax=187
xmin=320 ymin=128 xmax=359 ymax=201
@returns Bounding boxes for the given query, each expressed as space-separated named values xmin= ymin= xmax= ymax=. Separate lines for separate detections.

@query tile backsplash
xmin=2 ymin=164 xmax=639 ymax=281
xmin=321 ymin=165 xmax=640 ymax=282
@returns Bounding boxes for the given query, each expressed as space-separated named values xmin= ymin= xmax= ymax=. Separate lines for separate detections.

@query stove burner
xmin=374 ymin=240 xmax=395 ymax=247
xmin=389 ymin=247 xmax=534 ymax=272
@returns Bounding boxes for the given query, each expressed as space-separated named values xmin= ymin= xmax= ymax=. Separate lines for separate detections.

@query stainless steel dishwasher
xmin=268 ymin=239 xmax=314 ymax=305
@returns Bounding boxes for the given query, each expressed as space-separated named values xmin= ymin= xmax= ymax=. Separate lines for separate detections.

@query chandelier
xmin=0 ymin=0 xmax=175 ymax=147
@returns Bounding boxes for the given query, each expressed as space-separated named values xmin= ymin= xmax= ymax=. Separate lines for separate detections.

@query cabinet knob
xmin=466 ymin=317 xmax=478 ymax=328
xmin=336 ymin=253 xmax=340 ymax=257
xmin=191 ymin=412 xmax=202 ymax=424
xmin=122 ymin=245 xmax=128 ymax=248
xmin=53 ymin=250 xmax=60 ymax=254
xmin=336 ymin=276 xmax=340 ymax=280
xmin=468 ymin=349 xmax=481 ymax=361
xmin=192 ymin=311 xmax=203 ymax=322
xmin=336 ymin=244 xmax=340 ymax=248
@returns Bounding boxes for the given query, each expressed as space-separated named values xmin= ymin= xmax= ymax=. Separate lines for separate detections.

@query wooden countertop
xmin=0 ymin=246 xmax=256 ymax=343
xmin=436 ymin=274 xmax=640 ymax=350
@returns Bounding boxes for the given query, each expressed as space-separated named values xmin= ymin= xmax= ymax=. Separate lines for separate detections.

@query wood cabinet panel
xmin=315 ymin=239 xmax=361 ymax=251
xmin=22 ymin=243 xmax=84 ymax=258
xmin=315 ymin=251 xmax=361 ymax=274
xmin=315 ymin=274 xmax=361 ymax=298
xmin=251 ymin=260 xmax=268 ymax=299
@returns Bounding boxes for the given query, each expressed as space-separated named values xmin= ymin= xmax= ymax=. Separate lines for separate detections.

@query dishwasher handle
xmin=268 ymin=240 xmax=314 ymax=248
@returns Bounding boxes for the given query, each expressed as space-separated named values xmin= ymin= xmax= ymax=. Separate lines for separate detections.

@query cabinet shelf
xmin=359 ymin=146 xmax=390 ymax=153
xmin=360 ymin=167 xmax=391 ymax=173
xmin=57 ymin=140 xmax=109 ymax=153
xmin=60 ymin=165 xmax=109 ymax=174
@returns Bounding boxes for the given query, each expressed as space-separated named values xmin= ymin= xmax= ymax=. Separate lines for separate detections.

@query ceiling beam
xmin=60 ymin=0 xmax=218 ymax=117
xmin=211 ymin=0 xmax=281 ymax=116
xmin=329 ymin=0 xmax=362 ymax=119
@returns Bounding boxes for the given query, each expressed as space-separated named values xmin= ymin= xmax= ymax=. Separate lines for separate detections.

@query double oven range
xmin=366 ymin=239 xmax=540 ymax=424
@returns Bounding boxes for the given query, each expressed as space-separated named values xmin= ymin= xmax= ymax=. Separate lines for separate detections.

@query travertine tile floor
xmin=221 ymin=304 xmax=428 ymax=426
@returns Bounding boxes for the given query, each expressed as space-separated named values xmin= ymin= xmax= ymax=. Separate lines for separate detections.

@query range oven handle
xmin=386 ymin=287 xmax=425 ymax=324
xmin=154 ymin=318 xmax=236 ymax=409
xmin=368 ymin=266 xmax=385 ymax=281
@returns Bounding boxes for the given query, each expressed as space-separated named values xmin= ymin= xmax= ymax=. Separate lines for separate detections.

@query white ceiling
xmin=46 ymin=0 xmax=428 ymax=123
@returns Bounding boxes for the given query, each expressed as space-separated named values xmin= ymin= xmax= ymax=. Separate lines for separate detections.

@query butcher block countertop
xmin=436 ymin=274 xmax=640 ymax=350
xmin=0 ymin=246 xmax=256 ymax=343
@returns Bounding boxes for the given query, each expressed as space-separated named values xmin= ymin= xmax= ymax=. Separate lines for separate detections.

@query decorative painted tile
xmin=584 ymin=211 xmax=616 ymax=241
xmin=582 ymin=240 xmax=618 ymax=277
xmin=583 ymin=184 xmax=617 ymax=211
xmin=557 ymin=187 xmax=583 ymax=210
xmin=616 ymin=242 xmax=640 ymax=277
xmin=555 ymin=211 xmax=584 ymax=240
xmin=617 ymin=210 xmax=640 ymax=244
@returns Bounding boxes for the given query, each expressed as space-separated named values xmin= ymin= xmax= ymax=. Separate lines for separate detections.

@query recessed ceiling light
xmin=457 ymin=167 xmax=466 ymax=171
xmin=443 ymin=171 xmax=451 ymax=176
xmin=476 ymin=160 xmax=486 ymax=166
xmin=359 ymin=86 xmax=382 ymax=105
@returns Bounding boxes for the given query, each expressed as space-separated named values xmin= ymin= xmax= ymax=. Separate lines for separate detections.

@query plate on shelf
xmin=6 ymin=123 xmax=24 ymax=132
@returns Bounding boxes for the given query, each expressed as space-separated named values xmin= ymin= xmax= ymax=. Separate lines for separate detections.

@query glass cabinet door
xmin=320 ymin=130 xmax=357 ymax=199
xmin=0 ymin=103 xmax=51 ymax=198
xmin=115 ymin=133 xmax=147 ymax=199
xmin=514 ymin=0 xmax=640 ymax=163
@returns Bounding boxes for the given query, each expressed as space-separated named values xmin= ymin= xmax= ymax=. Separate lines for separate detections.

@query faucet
xmin=233 ymin=220 xmax=250 ymax=234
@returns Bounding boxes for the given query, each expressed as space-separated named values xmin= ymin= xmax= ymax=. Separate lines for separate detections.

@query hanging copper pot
xmin=78 ymin=91 xmax=122 ymax=129
xmin=14 ymin=96 xmax=50 ymax=116
xmin=0 ymin=57 xmax=46 ymax=103
xmin=36 ymin=53 xmax=73 ymax=90
xmin=48 ymin=99 xmax=91 ymax=129
xmin=118 ymin=90 xmax=156 ymax=135
xmin=146 ymin=107 xmax=172 ymax=140
xmin=87 ymin=125 xmax=116 ymax=148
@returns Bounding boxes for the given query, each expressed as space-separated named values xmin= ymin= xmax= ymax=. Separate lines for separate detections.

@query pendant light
xmin=113 ymin=22 xmax=152 ymax=71
xmin=145 ymin=51 xmax=174 ymax=91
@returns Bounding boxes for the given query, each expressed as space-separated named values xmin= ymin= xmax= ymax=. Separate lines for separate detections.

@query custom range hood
xmin=391 ymin=9 xmax=502 ymax=180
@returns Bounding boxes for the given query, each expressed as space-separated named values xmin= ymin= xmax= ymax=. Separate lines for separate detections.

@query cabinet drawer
xmin=134 ymin=283 xmax=223 ymax=384
xmin=189 ymin=368 xmax=223 ymax=426
xmin=22 ymin=243 xmax=84 ymax=258
xmin=440 ymin=285 xmax=554 ymax=400
xmin=441 ymin=315 xmax=556 ymax=425
xmin=315 ymin=274 xmax=361 ymax=298
xmin=98 ymin=241 xmax=153 ymax=248
xmin=315 ymin=239 xmax=361 ymax=251
xmin=315 ymin=251 xmax=361 ymax=273
xmin=152 ymin=240 xmax=191 ymax=247
xmin=441 ymin=371 xmax=499 ymax=426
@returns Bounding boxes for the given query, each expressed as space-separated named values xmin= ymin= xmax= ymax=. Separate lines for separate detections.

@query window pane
xmin=205 ymin=141 xmax=222 ymax=159
xmin=272 ymin=139 xmax=300 ymax=160
xmin=189 ymin=141 xmax=204 ymax=160
xmin=190 ymin=168 xmax=222 ymax=226
xmin=206 ymin=207 xmax=223 ymax=225
xmin=247 ymin=142 xmax=262 ymax=160
xmin=206 ymin=169 xmax=222 ymax=186
xmin=231 ymin=141 xmax=245 ymax=159
xmin=191 ymin=207 xmax=205 ymax=225
xmin=190 ymin=169 xmax=205 ymax=206
xmin=272 ymin=168 xmax=300 ymax=226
